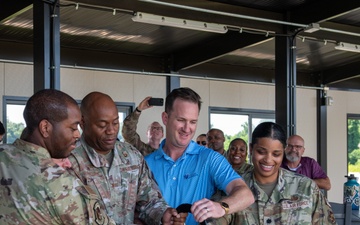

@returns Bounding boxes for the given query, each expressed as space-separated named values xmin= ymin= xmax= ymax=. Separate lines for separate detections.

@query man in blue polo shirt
xmin=145 ymin=87 xmax=254 ymax=225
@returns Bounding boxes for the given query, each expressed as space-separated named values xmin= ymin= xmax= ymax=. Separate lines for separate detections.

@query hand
xmin=162 ymin=208 xmax=188 ymax=225
xmin=191 ymin=198 xmax=225 ymax=223
xmin=137 ymin=96 xmax=153 ymax=111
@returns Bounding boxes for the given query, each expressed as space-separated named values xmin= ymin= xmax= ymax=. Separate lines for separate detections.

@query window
xmin=347 ymin=114 xmax=360 ymax=177
xmin=2 ymin=96 xmax=133 ymax=144
xmin=210 ymin=107 xmax=275 ymax=160
xmin=3 ymin=96 xmax=28 ymax=144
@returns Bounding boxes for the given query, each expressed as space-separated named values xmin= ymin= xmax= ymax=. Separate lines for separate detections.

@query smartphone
xmin=148 ymin=98 xmax=164 ymax=106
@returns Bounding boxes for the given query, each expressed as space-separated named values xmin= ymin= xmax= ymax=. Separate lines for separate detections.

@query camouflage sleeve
xmin=136 ymin=156 xmax=169 ymax=225
xmin=121 ymin=111 xmax=155 ymax=156
xmin=311 ymin=185 xmax=337 ymax=224
xmin=45 ymin=167 xmax=116 ymax=225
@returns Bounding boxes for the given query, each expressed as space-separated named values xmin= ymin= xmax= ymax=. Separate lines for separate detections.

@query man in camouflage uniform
xmin=122 ymin=96 xmax=164 ymax=156
xmin=69 ymin=92 xmax=184 ymax=225
xmin=0 ymin=89 xmax=114 ymax=225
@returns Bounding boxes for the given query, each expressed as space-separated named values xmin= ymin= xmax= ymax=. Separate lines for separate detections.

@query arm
xmin=313 ymin=177 xmax=331 ymax=191
xmin=311 ymin=185 xmax=337 ymax=224
xmin=121 ymin=97 xmax=155 ymax=156
xmin=136 ymin=151 xmax=172 ymax=225
xmin=191 ymin=178 xmax=254 ymax=222
xmin=310 ymin=159 xmax=331 ymax=190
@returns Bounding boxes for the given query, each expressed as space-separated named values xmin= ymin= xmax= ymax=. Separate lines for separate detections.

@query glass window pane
xmin=6 ymin=104 xmax=26 ymax=144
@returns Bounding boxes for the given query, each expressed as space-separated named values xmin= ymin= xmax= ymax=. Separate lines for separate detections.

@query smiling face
xmin=162 ymin=99 xmax=199 ymax=152
xmin=285 ymin=135 xmax=305 ymax=163
xmin=250 ymin=137 xmax=284 ymax=184
xmin=228 ymin=139 xmax=248 ymax=168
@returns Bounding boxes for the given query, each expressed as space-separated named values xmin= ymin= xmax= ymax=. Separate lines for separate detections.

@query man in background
xmin=282 ymin=134 xmax=331 ymax=191
xmin=69 ymin=92 xmax=184 ymax=225
xmin=122 ymin=96 xmax=164 ymax=156
xmin=207 ymin=128 xmax=227 ymax=156
xmin=196 ymin=133 xmax=207 ymax=147
xmin=0 ymin=121 xmax=4 ymax=143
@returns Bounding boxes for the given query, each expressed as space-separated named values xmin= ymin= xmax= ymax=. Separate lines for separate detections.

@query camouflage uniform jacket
xmin=122 ymin=110 xmax=155 ymax=156
xmin=69 ymin=136 xmax=169 ymax=225
xmin=233 ymin=163 xmax=254 ymax=176
xmin=0 ymin=139 xmax=115 ymax=225
xmin=214 ymin=168 xmax=336 ymax=225
xmin=211 ymin=163 xmax=254 ymax=201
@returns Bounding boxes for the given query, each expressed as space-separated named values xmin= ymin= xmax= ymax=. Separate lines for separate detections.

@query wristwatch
xmin=220 ymin=202 xmax=229 ymax=215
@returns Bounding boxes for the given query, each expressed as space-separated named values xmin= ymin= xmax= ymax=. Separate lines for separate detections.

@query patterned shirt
xmin=122 ymin=110 xmax=155 ymax=156
xmin=69 ymin=136 xmax=169 ymax=225
xmin=0 ymin=139 xmax=114 ymax=225
xmin=213 ymin=168 xmax=336 ymax=225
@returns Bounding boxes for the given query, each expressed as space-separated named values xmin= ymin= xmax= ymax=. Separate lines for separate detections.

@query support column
xmin=33 ymin=0 xmax=60 ymax=92
xmin=166 ymin=76 xmax=180 ymax=96
xmin=275 ymin=36 xmax=297 ymax=137
xmin=317 ymin=89 xmax=328 ymax=172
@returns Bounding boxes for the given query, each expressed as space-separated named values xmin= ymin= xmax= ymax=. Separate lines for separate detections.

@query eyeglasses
xmin=150 ymin=126 xmax=162 ymax=131
xmin=286 ymin=144 xmax=303 ymax=150
xmin=197 ymin=141 xmax=207 ymax=146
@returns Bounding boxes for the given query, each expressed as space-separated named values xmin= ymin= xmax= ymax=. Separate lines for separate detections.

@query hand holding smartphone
xmin=148 ymin=98 xmax=164 ymax=106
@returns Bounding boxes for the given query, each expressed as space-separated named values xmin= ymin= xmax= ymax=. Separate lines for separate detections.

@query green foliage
xmin=348 ymin=119 xmax=360 ymax=154
xmin=349 ymin=162 xmax=360 ymax=173
xmin=349 ymin=149 xmax=360 ymax=165
xmin=224 ymin=122 xmax=249 ymax=150
xmin=6 ymin=119 xmax=25 ymax=144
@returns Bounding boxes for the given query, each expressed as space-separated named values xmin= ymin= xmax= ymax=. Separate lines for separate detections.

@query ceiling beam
xmin=171 ymin=31 xmax=270 ymax=71
xmin=289 ymin=0 xmax=360 ymax=24
xmin=0 ymin=1 xmax=33 ymax=22
xmin=66 ymin=0 xmax=285 ymax=33
xmin=322 ymin=60 xmax=360 ymax=85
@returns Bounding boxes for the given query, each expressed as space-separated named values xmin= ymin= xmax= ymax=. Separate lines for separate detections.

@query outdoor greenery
xmin=224 ymin=122 xmax=249 ymax=150
xmin=348 ymin=119 xmax=360 ymax=173
xmin=5 ymin=119 xmax=25 ymax=144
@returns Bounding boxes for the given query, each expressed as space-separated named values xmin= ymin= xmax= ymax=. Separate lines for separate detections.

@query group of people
xmin=0 ymin=87 xmax=336 ymax=225
xmin=123 ymin=89 xmax=335 ymax=225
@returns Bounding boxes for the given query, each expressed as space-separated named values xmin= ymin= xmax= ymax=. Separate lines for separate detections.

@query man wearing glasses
xmin=282 ymin=134 xmax=331 ymax=191
xmin=122 ymin=96 xmax=164 ymax=156
xmin=196 ymin=133 xmax=207 ymax=147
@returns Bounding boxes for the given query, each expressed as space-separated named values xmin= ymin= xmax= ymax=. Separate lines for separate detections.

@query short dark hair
xmin=251 ymin=122 xmax=286 ymax=148
xmin=0 ymin=121 xmax=5 ymax=135
xmin=23 ymin=89 xmax=78 ymax=134
xmin=229 ymin=138 xmax=248 ymax=150
xmin=165 ymin=87 xmax=202 ymax=114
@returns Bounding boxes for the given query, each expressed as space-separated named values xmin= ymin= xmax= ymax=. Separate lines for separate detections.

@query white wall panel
xmin=296 ymin=89 xmax=317 ymax=160
xmin=133 ymin=75 xmax=166 ymax=142
xmin=4 ymin=63 xmax=33 ymax=97
xmin=181 ymin=78 xmax=210 ymax=139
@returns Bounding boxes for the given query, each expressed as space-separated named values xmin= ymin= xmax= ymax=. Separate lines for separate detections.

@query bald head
xmin=285 ymin=134 xmax=305 ymax=163
xmin=81 ymin=92 xmax=116 ymax=117
xmin=80 ymin=92 xmax=119 ymax=154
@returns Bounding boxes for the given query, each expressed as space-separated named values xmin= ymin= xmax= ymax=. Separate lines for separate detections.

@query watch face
xmin=221 ymin=202 xmax=229 ymax=208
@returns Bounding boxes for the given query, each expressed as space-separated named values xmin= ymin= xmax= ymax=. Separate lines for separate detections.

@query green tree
xmin=349 ymin=149 xmax=360 ymax=165
xmin=224 ymin=122 xmax=249 ymax=150
xmin=348 ymin=119 xmax=360 ymax=154
xmin=6 ymin=119 xmax=25 ymax=144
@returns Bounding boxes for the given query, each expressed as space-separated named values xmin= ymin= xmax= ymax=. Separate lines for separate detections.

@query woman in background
xmin=227 ymin=138 xmax=253 ymax=175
